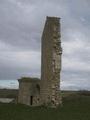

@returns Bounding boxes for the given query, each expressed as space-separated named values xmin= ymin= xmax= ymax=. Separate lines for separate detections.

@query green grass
xmin=0 ymin=94 xmax=90 ymax=120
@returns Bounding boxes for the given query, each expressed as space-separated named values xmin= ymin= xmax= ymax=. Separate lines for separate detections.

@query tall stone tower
xmin=18 ymin=16 xmax=62 ymax=107
xmin=41 ymin=17 xmax=62 ymax=107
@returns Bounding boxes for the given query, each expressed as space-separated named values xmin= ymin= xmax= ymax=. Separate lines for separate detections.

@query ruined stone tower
xmin=18 ymin=16 xmax=62 ymax=107
xmin=40 ymin=17 xmax=62 ymax=106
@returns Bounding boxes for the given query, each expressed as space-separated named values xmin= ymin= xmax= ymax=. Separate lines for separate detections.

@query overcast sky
xmin=0 ymin=0 xmax=90 ymax=90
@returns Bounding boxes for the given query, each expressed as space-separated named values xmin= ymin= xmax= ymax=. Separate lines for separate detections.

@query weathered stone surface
xmin=18 ymin=77 xmax=41 ymax=106
xmin=18 ymin=16 xmax=62 ymax=107
xmin=40 ymin=16 xmax=62 ymax=107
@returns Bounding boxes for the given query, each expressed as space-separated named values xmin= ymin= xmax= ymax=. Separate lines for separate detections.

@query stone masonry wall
xmin=18 ymin=78 xmax=41 ymax=106
xmin=41 ymin=17 xmax=62 ymax=107
xmin=18 ymin=16 xmax=62 ymax=107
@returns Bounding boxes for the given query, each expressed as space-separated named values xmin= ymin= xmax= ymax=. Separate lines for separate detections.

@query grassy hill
xmin=0 ymin=92 xmax=90 ymax=120
xmin=0 ymin=89 xmax=18 ymax=98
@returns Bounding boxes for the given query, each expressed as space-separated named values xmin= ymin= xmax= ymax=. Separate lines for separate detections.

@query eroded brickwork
xmin=18 ymin=16 xmax=62 ymax=107
xmin=41 ymin=17 xmax=62 ymax=107
xmin=18 ymin=77 xmax=41 ymax=106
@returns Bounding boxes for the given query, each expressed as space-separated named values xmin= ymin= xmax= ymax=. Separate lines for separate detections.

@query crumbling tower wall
xmin=41 ymin=17 xmax=62 ymax=106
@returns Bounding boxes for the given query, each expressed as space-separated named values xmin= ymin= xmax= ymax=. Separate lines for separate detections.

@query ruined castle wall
xmin=18 ymin=16 xmax=62 ymax=107
xmin=41 ymin=17 xmax=62 ymax=106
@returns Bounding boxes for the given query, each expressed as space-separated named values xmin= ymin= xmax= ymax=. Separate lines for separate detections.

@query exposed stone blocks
xmin=18 ymin=16 xmax=62 ymax=107
xmin=18 ymin=77 xmax=41 ymax=106
xmin=41 ymin=17 xmax=62 ymax=107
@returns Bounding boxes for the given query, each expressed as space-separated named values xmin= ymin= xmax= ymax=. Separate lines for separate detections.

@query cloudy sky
xmin=0 ymin=0 xmax=90 ymax=90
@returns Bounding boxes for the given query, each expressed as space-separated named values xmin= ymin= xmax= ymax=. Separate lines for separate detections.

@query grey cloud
xmin=61 ymin=70 xmax=90 ymax=90
xmin=0 ymin=0 xmax=90 ymax=90
xmin=0 ymin=51 xmax=41 ymax=79
xmin=0 ymin=0 xmax=42 ymax=51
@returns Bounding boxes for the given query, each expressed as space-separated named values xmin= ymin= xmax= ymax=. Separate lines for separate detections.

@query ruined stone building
xmin=18 ymin=16 xmax=62 ymax=107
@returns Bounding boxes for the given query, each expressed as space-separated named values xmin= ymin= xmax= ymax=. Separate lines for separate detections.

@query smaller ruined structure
xmin=18 ymin=16 xmax=62 ymax=107
xmin=18 ymin=77 xmax=41 ymax=106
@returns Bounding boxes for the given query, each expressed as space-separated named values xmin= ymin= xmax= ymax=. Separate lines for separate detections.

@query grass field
xmin=0 ymin=92 xmax=90 ymax=120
